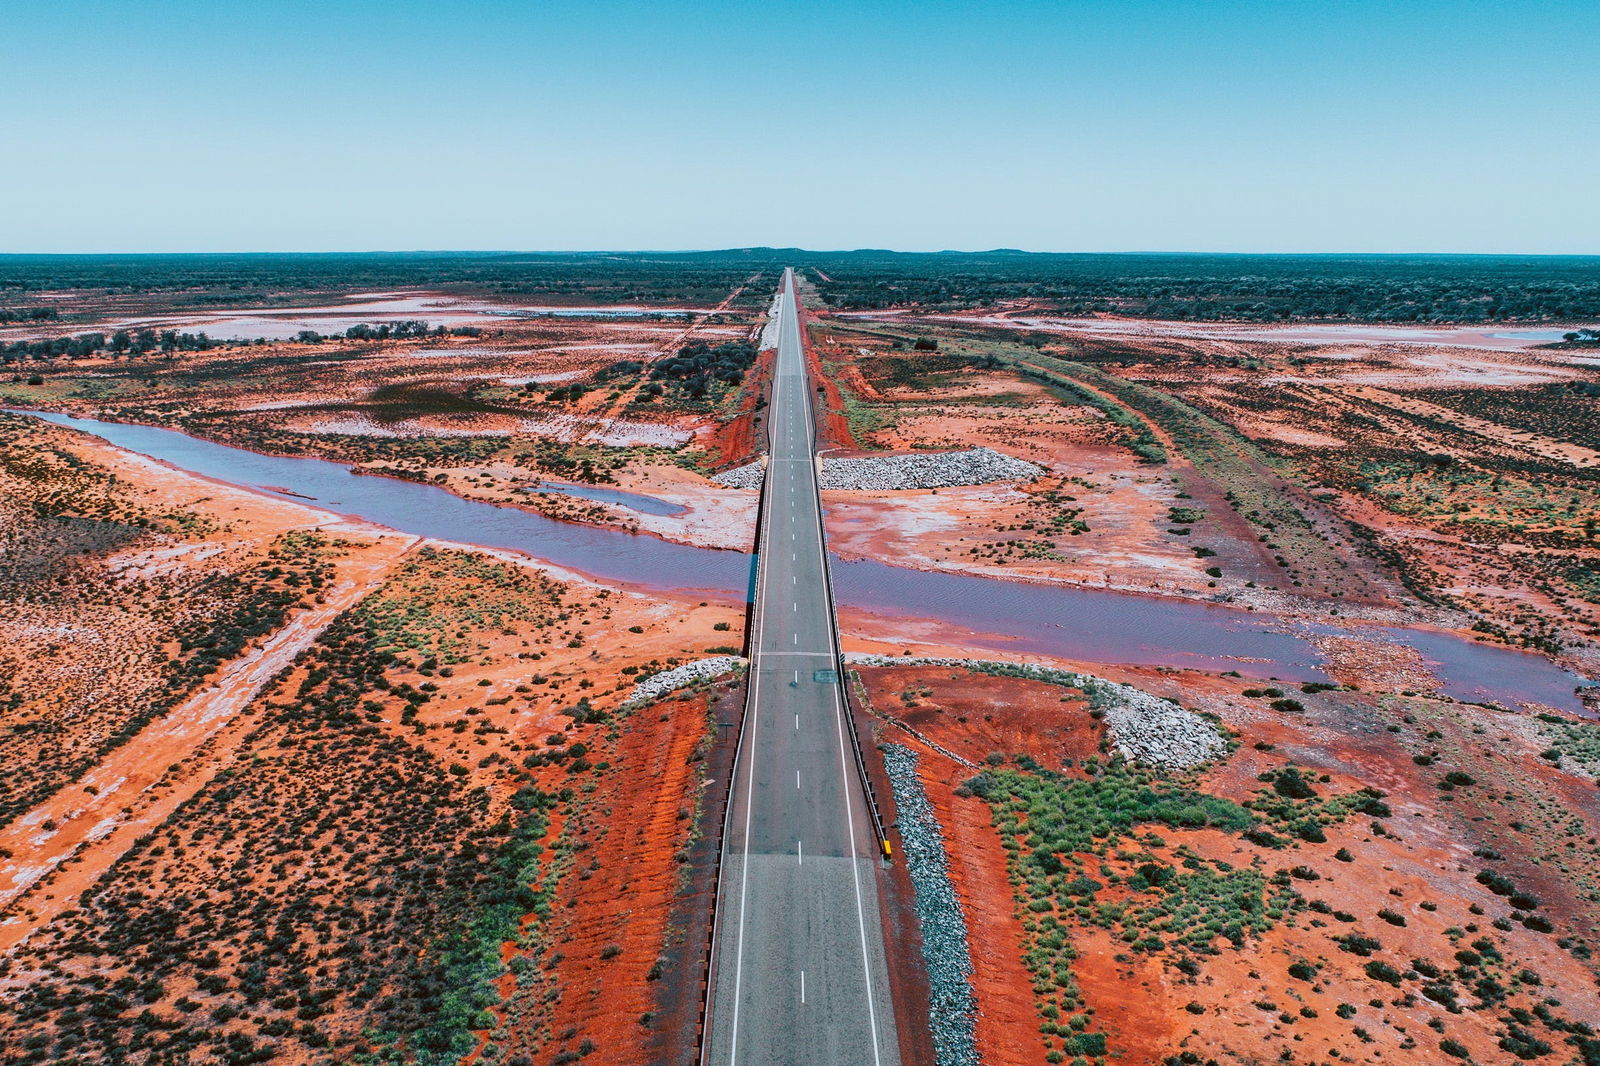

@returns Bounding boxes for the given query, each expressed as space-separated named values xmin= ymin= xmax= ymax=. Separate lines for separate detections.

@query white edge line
xmin=725 ymin=273 xmax=789 ymax=1064
xmin=725 ymin=267 xmax=884 ymax=1066
xmin=795 ymin=272 xmax=887 ymax=1066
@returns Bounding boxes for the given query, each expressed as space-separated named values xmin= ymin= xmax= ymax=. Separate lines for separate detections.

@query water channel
xmin=12 ymin=409 xmax=1593 ymax=713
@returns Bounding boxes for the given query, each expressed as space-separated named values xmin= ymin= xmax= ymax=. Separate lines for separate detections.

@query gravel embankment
xmin=881 ymin=743 xmax=980 ymax=1066
xmin=850 ymin=655 xmax=1225 ymax=771
xmin=624 ymin=656 xmax=746 ymax=706
xmin=820 ymin=447 xmax=1043 ymax=491
xmin=711 ymin=447 xmax=1041 ymax=492
xmin=711 ymin=461 xmax=765 ymax=489
xmin=758 ymin=290 xmax=783 ymax=350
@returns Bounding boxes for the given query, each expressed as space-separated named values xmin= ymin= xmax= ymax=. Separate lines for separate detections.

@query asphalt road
xmin=704 ymin=270 xmax=902 ymax=1066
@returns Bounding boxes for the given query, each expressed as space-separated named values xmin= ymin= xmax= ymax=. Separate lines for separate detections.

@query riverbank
xmin=14 ymin=408 xmax=1592 ymax=716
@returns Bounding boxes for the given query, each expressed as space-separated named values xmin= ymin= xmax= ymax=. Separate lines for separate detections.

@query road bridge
xmin=703 ymin=269 xmax=902 ymax=1066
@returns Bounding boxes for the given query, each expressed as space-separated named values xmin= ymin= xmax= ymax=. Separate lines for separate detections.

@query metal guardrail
xmin=793 ymin=292 xmax=894 ymax=862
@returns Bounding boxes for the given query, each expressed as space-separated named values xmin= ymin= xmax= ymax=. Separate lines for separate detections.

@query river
xmin=11 ymin=409 xmax=1593 ymax=713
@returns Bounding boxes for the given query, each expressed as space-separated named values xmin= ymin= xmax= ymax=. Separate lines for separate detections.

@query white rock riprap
xmin=820 ymin=447 xmax=1043 ymax=491
xmin=847 ymin=655 xmax=1225 ymax=771
xmin=881 ymin=743 xmax=979 ymax=1066
xmin=711 ymin=460 xmax=765 ymax=489
xmin=1092 ymin=676 xmax=1228 ymax=770
xmin=624 ymin=656 xmax=746 ymax=706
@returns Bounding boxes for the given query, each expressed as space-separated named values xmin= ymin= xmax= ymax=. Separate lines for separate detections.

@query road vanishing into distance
xmin=704 ymin=271 xmax=902 ymax=1066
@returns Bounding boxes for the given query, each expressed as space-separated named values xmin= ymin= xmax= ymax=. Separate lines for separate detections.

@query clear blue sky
xmin=2 ymin=0 xmax=1596 ymax=253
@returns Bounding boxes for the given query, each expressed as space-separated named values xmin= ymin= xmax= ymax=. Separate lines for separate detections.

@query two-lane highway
xmin=704 ymin=270 xmax=902 ymax=1066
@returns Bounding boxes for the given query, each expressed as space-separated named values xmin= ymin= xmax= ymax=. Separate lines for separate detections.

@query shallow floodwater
xmin=1379 ymin=626 xmax=1591 ymax=713
xmin=1488 ymin=329 xmax=1582 ymax=342
xmin=13 ymin=410 xmax=1593 ymax=712
xmin=520 ymin=480 xmax=686 ymax=517
xmin=491 ymin=308 xmax=690 ymax=320
xmin=834 ymin=561 xmax=1328 ymax=681
xmin=15 ymin=411 xmax=750 ymax=596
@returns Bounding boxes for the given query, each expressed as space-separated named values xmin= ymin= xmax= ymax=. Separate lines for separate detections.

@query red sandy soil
xmin=11 ymin=285 xmax=1600 ymax=1062
xmin=0 ymin=530 xmax=417 ymax=955
xmin=808 ymin=348 xmax=1226 ymax=598
xmin=10 ymin=278 xmax=761 ymax=575
xmin=0 ymin=414 xmax=750 ymax=1064
xmin=926 ymin=760 xmax=1046 ymax=1063
xmin=801 ymin=312 xmax=860 ymax=452
xmin=704 ymin=344 xmax=775 ymax=468
xmin=852 ymin=652 xmax=1600 ymax=1066
xmin=1147 ymin=370 xmax=1600 ymax=668
xmin=808 ymin=336 xmax=1190 ymax=597
xmin=859 ymin=667 xmax=1109 ymax=1063
xmin=496 ymin=683 xmax=725 ymax=1065
xmin=7 ymin=279 xmax=764 ymax=452
xmin=0 ymin=414 xmax=431 ymax=838
xmin=814 ymin=312 xmax=1600 ymax=679
xmin=2 ymin=277 xmax=786 ymax=564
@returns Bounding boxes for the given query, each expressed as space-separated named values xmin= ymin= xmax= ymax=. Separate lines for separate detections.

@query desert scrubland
xmin=800 ymin=258 xmax=1600 ymax=1066
xmin=3 ymin=251 xmax=1599 ymax=1065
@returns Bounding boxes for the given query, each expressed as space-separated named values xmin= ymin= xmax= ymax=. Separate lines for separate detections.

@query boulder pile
xmin=849 ymin=655 xmax=1225 ymax=771
xmin=820 ymin=447 xmax=1042 ymax=491
xmin=711 ymin=461 xmax=765 ymax=489
xmin=881 ymin=743 xmax=979 ymax=1066
xmin=624 ymin=656 xmax=745 ymax=706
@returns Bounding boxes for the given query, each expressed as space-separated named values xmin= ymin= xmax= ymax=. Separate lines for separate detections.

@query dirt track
xmin=0 ymin=531 xmax=417 ymax=954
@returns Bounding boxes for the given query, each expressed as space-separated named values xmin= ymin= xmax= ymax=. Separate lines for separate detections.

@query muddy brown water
xmin=13 ymin=410 xmax=1593 ymax=713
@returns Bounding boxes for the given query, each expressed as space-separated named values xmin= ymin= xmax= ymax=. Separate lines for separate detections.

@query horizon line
xmin=2 ymin=248 xmax=1599 ymax=259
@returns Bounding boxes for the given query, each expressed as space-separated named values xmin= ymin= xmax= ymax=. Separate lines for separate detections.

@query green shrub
xmin=1272 ymin=768 xmax=1317 ymax=798
xmin=1364 ymin=961 xmax=1403 ymax=986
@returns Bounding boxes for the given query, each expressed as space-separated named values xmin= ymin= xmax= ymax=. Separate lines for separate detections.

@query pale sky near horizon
xmin=2 ymin=0 xmax=1597 ymax=254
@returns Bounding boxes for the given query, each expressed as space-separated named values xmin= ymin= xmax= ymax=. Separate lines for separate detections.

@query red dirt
xmin=800 ymin=308 xmax=858 ymax=451
xmin=0 ymin=532 xmax=416 ymax=955
xmin=707 ymin=345 xmax=776 ymax=467
xmin=510 ymin=683 xmax=724 ymax=1065
xmin=857 ymin=667 xmax=1110 ymax=1064
xmin=852 ymin=659 xmax=1600 ymax=1066
xmin=928 ymin=772 xmax=1046 ymax=1064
